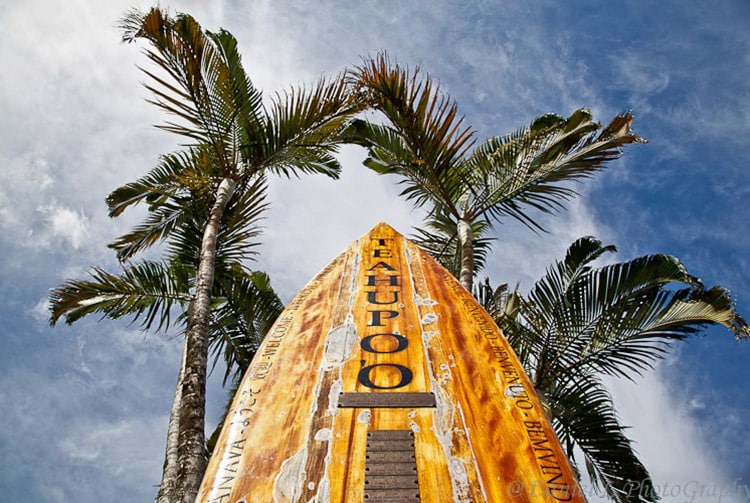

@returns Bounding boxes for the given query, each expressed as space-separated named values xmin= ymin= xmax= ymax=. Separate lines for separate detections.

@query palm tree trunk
xmin=157 ymin=338 xmax=187 ymax=503
xmin=457 ymin=218 xmax=474 ymax=292
xmin=176 ymin=177 xmax=238 ymax=503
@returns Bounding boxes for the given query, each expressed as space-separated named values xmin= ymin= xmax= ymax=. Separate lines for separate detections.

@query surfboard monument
xmin=198 ymin=222 xmax=584 ymax=502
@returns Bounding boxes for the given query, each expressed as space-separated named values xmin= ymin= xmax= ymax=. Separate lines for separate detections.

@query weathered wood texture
xmin=197 ymin=223 xmax=584 ymax=502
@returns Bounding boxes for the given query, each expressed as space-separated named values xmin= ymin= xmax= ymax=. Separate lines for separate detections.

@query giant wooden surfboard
xmin=198 ymin=222 xmax=584 ymax=502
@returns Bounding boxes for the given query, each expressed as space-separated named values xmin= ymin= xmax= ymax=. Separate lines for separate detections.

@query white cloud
xmin=31 ymin=297 xmax=50 ymax=323
xmin=38 ymin=203 xmax=90 ymax=249
xmin=482 ymin=195 xmax=613 ymax=292
xmin=615 ymin=54 xmax=671 ymax=96
xmin=60 ymin=415 xmax=166 ymax=478
xmin=257 ymin=145 xmax=423 ymax=300
xmin=612 ymin=53 xmax=671 ymax=116
xmin=0 ymin=153 xmax=92 ymax=250
xmin=599 ymin=367 xmax=744 ymax=503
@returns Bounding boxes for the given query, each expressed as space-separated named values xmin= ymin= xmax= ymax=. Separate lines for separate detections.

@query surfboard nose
xmin=197 ymin=225 xmax=584 ymax=502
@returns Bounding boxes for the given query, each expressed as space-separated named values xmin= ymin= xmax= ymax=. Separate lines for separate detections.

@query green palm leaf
xmin=164 ymin=174 xmax=268 ymax=268
xmin=261 ymin=75 xmax=357 ymax=179
xmin=549 ymin=373 xmax=655 ymax=503
xmin=210 ymin=268 xmax=283 ymax=385
xmin=353 ymin=55 xmax=474 ymax=214
xmin=107 ymin=148 xmax=219 ymax=261
xmin=109 ymin=198 xmax=193 ymax=262
xmin=121 ymin=9 xmax=264 ymax=154
xmin=411 ymin=212 xmax=493 ymax=278
xmin=49 ymin=261 xmax=192 ymax=331
xmin=106 ymin=150 xmax=187 ymax=217
xmin=467 ymin=110 xmax=645 ymax=230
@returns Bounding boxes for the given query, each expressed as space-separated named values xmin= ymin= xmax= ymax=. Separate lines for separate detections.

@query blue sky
xmin=0 ymin=1 xmax=748 ymax=501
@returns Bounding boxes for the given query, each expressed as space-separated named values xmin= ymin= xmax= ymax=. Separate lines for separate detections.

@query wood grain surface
xmin=197 ymin=222 xmax=585 ymax=502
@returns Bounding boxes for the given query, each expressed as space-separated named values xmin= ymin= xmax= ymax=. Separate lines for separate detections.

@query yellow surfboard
xmin=198 ymin=222 xmax=584 ymax=502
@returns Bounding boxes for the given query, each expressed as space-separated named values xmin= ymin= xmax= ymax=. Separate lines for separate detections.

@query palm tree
xmin=50 ymin=260 xmax=283 ymax=501
xmin=478 ymin=236 xmax=749 ymax=502
xmin=106 ymin=151 xmax=274 ymax=503
xmin=348 ymin=55 xmax=645 ymax=292
xmin=50 ymin=166 xmax=282 ymax=502
xmin=51 ymin=7 xmax=358 ymax=501
xmin=49 ymin=172 xmax=282 ymax=385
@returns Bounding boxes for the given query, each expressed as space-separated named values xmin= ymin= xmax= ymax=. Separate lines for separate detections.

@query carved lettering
xmin=368 ymin=261 xmax=396 ymax=271
xmin=366 ymin=274 xmax=399 ymax=287
xmin=249 ymin=361 xmax=272 ymax=380
xmin=207 ymin=438 xmax=248 ymax=502
xmin=522 ymin=421 xmax=573 ymax=501
xmin=358 ymin=363 xmax=413 ymax=389
xmin=366 ymin=291 xmax=400 ymax=305
xmin=367 ymin=310 xmax=399 ymax=326
xmin=360 ymin=333 xmax=409 ymax=354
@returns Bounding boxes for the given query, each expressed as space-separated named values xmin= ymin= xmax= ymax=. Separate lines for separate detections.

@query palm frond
xmin=107 ymin=147 xmax=227 ymax=261
xmin=548 ymin=374 xmax=656 ymax=503
xmin=204 ymin=28 xmax=265 ymax=151
xmin=554 ymin=283 xmax=749 ymax=381
xmin=261 ymin=74 xmax=358 ymax=179
xmin=354 ymin=54 xmax=475 ymax=215
xmin=496 ymin=236 xmax=748 ymax=389
xmin=210 ymin=268 xmax=283 ymax=385
xmin=525 ymin=241 xmax=692 ymax=337
xmin=120 ymin=8 xmax=265 ymax=171
xmin=49 ymin=261 xmax=192 ymax=331
xmin=164 ymin=174 xmax=268 ymax=268
xmin=510 ymin=240 xmax=748 ymax=387
xmin=411 ymin=211 xmax=493 ymax=278
xmin=342 ymin=119 xmax=414 ymax=174
xmin=109 ymin=198 xmax=193 ymax=262
xmin=121 ymin=9 xmax=216 ymax=143
xmin=474 ymin=279 xmax=512 ymax=317
xmin=106 ymin=150 xmax=192 ymax=217
xmin=211 ymin=175 xmax=268 ymax=263
xmin=467 ymin=110 xmax=646 ymax=230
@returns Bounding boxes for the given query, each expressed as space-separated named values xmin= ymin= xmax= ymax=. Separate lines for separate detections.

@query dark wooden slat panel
xmin=365 ymin=463 xmax=417 ymax=476
xmin=365 ymin=450 xmax=417 ymax=463
xmin=339 ymin=392 xmax=436 ymax=408
xmin=365 ymin=474 xmax=419 ymax=490
xmin=363 ymin=488 xmax=421 ymax=501
xmin=365 ymin=429 xmax=421 ymax=500
xmin=366 ymin=439 xmax=414 ymax=452
xmin=367 ymin=430 xmax=414 ymax=441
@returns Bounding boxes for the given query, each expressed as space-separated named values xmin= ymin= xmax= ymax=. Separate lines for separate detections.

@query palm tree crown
xmin=349 ymin=55 xmax=646 ymax=292
xmin=481 ymin=236 xmax=749 ymax=502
